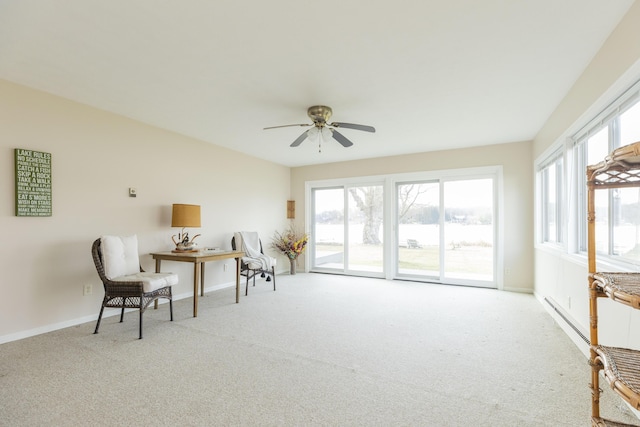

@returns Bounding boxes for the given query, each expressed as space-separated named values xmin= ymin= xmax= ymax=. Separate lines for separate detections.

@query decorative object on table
xmin=271 ymin=225 xmax=309 ymax=275
xmin=171 ymin=204 xmax=201 ymax=252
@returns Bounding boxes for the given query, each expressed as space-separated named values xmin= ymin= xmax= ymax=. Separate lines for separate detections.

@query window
xmin=580 ymin=126 xmax=611 ymax=254
xmin=397 ymin=181 xmax=440 ymax=277
xmin=307 ymin=166 xmax=501 ymax=288
xmin=536 ymin=78 xmax=640 ymax=269
xmin=312 ymin=187 xmax=345 ymax=270
xmin=620 ymin=101 xmax=640 ymax=145
xmin=442 ymin=178 xmax=494 ymax=282
xmin=539 ymin=151 xmax=563 ymax=244
xmin=311 ymin=183 xmax=385 ymax=276
xmin=573 ymin=82 xmax=640 ymax=265
xmin=395 ymin=178 xmax=494 ymax=284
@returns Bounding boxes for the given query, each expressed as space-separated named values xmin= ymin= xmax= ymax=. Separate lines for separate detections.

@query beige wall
xmin=0 ymin=80 xmax=291 ymax=342
xmin=0 ymin=78 xmax=534 ymax=343
xmin=533 ymin=1 xmax=640 ymax=353
xmin=291 ymin=140 xmax=533 ymax=292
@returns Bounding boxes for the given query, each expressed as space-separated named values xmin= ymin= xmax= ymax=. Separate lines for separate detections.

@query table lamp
xmin=171 ymin=204 xmax=201 ymax=252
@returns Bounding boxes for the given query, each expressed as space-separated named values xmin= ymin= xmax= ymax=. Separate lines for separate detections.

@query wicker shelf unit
xmin=587 ymin=142 xmax=640 ymax=426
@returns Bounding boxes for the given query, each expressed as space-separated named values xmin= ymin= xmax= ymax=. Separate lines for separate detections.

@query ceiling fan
xmin=264 ymin=105 xmax=375 ymax=149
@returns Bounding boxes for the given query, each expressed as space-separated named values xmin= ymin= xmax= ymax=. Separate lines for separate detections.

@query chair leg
xmin=169 ymin=297 xmax=174 ymax=321
xmin=139 ymin=309 xmax=143 ymax=339
xmin=246 ymin=276 xmax=249 ymax=296
xmin=119 ymin=303 xmax=125 ymax=323
xmin=94 ymin=302 xmax=106 ymax=334
xmin=272 ymin=267 xmax=276 ymax=291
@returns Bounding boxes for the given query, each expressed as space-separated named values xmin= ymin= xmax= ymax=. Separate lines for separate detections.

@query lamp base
xmin=173 ymin=241 xmax=198 ymax=252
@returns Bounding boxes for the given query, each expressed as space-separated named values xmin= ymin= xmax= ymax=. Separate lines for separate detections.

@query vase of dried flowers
xmin=272 ymin=226 xmax=309 ymax=275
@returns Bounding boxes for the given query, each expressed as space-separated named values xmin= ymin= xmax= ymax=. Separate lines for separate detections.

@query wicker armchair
xmin=92 ymin=236 xmax=177 ymax=339
xmin=232 ymin=232 xmax=276 ymax=295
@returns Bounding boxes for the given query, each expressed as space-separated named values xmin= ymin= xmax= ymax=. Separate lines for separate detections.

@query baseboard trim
xmin=0 ymin=278 xmax=242 ymax=345
xmin=537 ymin=293 xmax=590 ymax=358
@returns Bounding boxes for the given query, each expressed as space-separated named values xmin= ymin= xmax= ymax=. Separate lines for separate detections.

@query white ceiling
xmin=0 ymin=1 xmax=634 ymax=167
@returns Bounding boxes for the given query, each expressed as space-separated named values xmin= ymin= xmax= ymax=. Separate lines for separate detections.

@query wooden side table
xmin=150 ymin=250 xmax=244 ymax=317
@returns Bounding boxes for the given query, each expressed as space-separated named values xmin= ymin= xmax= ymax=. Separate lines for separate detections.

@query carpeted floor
xmin=0 ymin=273 xmax=638 ymax=426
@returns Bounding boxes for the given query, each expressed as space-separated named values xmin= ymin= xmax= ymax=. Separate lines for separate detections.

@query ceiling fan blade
xmin=290 ymin=130 xmax=310 ymax=147
xmin=330 ymin=122 xmax=376 ymax=133
xmin=264 ymin=123 xmax=312 ymax=130
xmin=330 ymin=129 xmax=354 ymax=147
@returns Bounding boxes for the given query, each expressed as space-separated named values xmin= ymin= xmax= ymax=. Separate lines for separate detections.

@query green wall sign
xmin=15 ymin=148 xmax=52 ymax=217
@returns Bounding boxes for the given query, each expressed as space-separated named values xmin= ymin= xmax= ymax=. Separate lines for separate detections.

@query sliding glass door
xmin=348 ymin=185 xmax=384 ymax=273
xmin=397 ymin=181 xmax=440 ymax=277
xmin=309 ymin=168 xmax=498 ymax=287
xmin=312 ymin=187 xmax=345 ymax=270
xmin=442 ymin=178 xmax=494 ymax=283
xmin=395 ymin=177 xmax=494 ymax=286
xmin=311 ymin=184 xmax=384 ymax=276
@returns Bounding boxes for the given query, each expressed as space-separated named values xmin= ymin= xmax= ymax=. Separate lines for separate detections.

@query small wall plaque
xmin=15 ymin=148 xmax=52 ymax=217
xmin=287 ymin=200 xmax=295 ymax=219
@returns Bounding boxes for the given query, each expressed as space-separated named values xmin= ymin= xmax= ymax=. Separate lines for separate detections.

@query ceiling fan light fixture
xmin=264 ymin=105 xmax=374 ymax=149
xmin=307 ymin=127 xmax=320 ymax=141
xmin=307 ymin=105 xmax=332 ymax=124
xmin=320 ymin=127 xmax=332 ymax=140
xmin=306 ymin=126 xmax=332 ymax=153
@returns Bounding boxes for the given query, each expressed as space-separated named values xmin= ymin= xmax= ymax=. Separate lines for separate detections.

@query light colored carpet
xmin=0 ymin=273 xmax=638 ymax=426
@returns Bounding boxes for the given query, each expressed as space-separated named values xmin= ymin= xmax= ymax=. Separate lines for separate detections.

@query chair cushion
xmin=244 ymin=256 xmax=277 ymax=270
xmin=112 ymin=272 xmax=179 ymax=293
xmin=101 ymin=235 xmax=140 ymax=280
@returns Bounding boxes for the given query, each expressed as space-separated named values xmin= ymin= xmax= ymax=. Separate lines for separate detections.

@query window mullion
xmin=541 ymin=169 xmax=549 ymax=242
xmin=556 ymin=160 xmax=563 ymax=243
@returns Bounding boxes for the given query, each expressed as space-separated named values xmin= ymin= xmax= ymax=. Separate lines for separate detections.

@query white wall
xmin=533 ymin=1 xmax=640 ymax=353
xmin=291 ymin=140 xmax=533 ymax=293
xmin=0 ymin=80 xmax=291 ymax=343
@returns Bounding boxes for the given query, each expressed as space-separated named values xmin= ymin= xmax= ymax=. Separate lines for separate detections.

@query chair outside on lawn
xmin=407 ymin=239 xmax=422 ymax=249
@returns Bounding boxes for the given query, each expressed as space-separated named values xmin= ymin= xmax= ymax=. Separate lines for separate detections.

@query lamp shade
xmin=171 ymin=204 xmax=201 ymax=228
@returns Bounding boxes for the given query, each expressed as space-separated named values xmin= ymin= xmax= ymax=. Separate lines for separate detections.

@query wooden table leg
xmin=193 ymin=262 xmax=200 ymax=317
xmin=200 ymin=262 xmax=205 ymax=296
xmin=235 ymin=257 xmax=240 ymax=303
